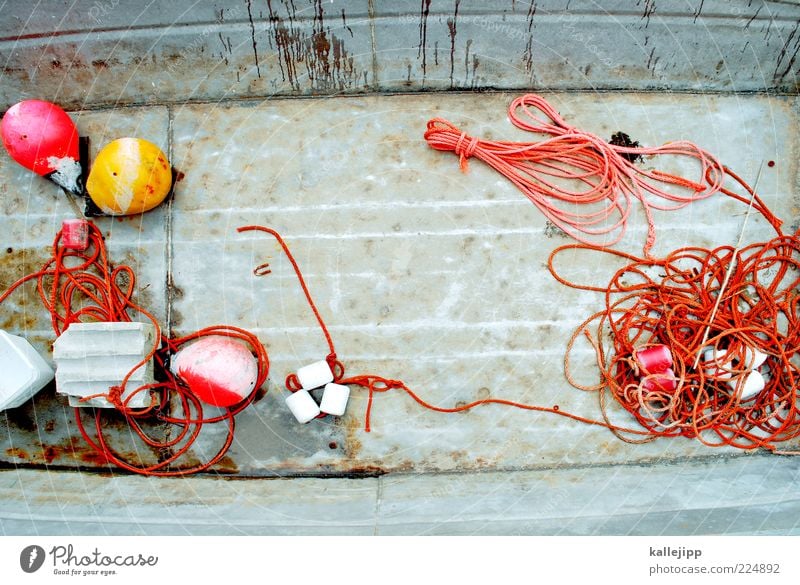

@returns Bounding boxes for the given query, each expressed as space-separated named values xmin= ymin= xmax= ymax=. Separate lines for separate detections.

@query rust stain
xmin=246 ymin=0 xmax=262 ymax=78
xmin=447 ymin=0 xmax=461 ymax=88
xmin=340 ymin=465 xmax=387 ymax=478
xmin=5 ymin=447 xmax=28 ymax=459
xmin=265 ymin=0 xmax=356 ymax=92
xmin=79 ymin=449 xmax=113 ymax=466
xmin=212 ymin=455 xmax=239 ymax=474
xmin=774 ymin=19 xmax=800 ymax=84
xmin=43 ymin=420 xmax=56 ymax=433
xmin=522 ymin=1 xmax=536 ymax=79
xmin=344 ymin=411 xmax=363 ymax=460
xmin=642 ymin=0 xmax=656 ymax=27
xmin=0 ymin=247 xmax=50 ymax=313
xmin=41 ymin=445 xmax=58 ymax=464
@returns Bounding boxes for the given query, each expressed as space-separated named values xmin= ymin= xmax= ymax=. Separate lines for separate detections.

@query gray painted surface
xmin=1 ymin=90 xmax=799 ymax=534
xmin=1 ymin=1 xmax=799 ymax=110
xmin=2 ymin=455 xmax=798 ymax=535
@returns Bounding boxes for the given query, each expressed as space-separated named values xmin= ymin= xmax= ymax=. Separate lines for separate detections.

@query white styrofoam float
xmin=52 ymin=321 xmax=157 ymax=409
xmin=0 ymin=330 xmax=54 ymax=411
xmin=286 ymin=360 xmax=351 ymax=423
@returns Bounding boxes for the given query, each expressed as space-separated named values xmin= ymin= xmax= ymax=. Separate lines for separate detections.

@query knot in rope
xmin=454 ymin=131 xmax=479 ymax=171
xmin=285 ymin=373 xmax=302 ymax=392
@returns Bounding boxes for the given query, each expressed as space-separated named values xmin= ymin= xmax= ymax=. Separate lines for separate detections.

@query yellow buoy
xmin=86 ymin=137 xmax=172 ymax=215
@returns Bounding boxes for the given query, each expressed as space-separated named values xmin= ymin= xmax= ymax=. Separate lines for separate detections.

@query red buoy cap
xmin=1 ymin=99 xmax=79 ymax=176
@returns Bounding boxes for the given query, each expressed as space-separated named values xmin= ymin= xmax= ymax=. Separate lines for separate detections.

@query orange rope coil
xmin=425 ymin=94 xmax=727 ymax=258
xmin=0 ymin=223 xmax=269 ymax=475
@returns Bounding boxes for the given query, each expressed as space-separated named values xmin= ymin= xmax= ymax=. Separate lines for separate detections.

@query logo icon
xmin=20 ymin=545 xmax=46 ymax=573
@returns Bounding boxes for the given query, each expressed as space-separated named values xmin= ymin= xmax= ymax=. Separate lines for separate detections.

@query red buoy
xmin=1 ymin=99 xmax=82 ymax=194
xmin=170 ymin=336 xmax=259 ymax=408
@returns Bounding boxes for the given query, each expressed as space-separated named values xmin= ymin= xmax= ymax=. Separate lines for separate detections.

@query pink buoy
xmin=171 ymin=335 xmax=259 ymax=408
xmin=634 ymin=344 xmax=673 ymax=374
xmin=0 ymin=99 xmax=82 ymax=194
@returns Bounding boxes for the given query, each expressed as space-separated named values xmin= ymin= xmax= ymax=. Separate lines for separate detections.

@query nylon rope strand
xmin=239 ymin=225 xmax=657 ymax=439
xmin=424 ymin=93 xmax=728 ymax=258
xmin=0 ymin=222 xmax=269 ymax=476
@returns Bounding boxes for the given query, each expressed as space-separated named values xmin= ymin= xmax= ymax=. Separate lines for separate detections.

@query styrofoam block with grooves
xmin=53 ymin=321 xmax=157 ymax=409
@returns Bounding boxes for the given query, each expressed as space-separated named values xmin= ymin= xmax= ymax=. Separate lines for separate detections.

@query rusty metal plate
xmin=1 ymin=106 xmax=169 ymax=471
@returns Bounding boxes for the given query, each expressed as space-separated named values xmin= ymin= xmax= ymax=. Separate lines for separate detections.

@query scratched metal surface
xmin=2 ymin=454 xmax=799 ymax=535
xmin=1 ymin=1 xmax=799 ymax=111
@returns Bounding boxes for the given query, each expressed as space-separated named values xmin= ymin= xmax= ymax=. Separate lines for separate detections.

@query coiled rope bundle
xmin=0 ymin=223 xmax=269 ymax=475
xmin=425 ymin=94 xmax=728 ymax=257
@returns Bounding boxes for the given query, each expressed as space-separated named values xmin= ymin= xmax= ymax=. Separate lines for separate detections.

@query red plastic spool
xmin=60 ymin=219 xmax=90 ymax=251
xmin=634 ymin=344 xmax=673 ymax=374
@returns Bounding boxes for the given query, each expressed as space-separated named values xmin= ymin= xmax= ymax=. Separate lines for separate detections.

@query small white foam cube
xmin=285 ymin=389 xmax=321 ymax=424
xmin=729 ymin=370 xmax=765 ymax=401
xmin=702 ymin=347 xmax=733 ymax=380
xmin=296 ymin=360 xmax=334 ymax=390
xmin=320 ymin=383 xmax=350 ymax=416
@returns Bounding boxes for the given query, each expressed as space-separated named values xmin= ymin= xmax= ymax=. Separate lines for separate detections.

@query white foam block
xmin=53 ymin=321 xmax=156 ymax=408
xmin=740 ymin=346 xmax=768 ymax=369
xmin=729 ymin=370 xmax=765 ymax=401
xmin=701 ymin=347 xmax=733 ymax=381
xmin=296 ymin=360 xmax=334 ymax=390
xmin=320 ymin=383 xmax=350 ymax=416
xmin=0 ymin=330 xmax=54 ymax=411
xmin=285 ymin=389 xmax=321 ymax=424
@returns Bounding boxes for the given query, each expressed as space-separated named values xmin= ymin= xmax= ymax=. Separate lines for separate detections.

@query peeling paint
xmin=265 ymin=0 xmax=358 ymax=92
xmin=417 ymin=0 xmax=432 ymax=82
xmin=246 ymin=0 xmax=262 ymax=78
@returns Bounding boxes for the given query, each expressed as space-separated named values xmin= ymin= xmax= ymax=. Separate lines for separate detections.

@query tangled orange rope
xmin=0 ymin=222 xmax=269 ymax=475
xmin=548 ymin=230 xmax=800 ymax=452
xmin=425 ymin=94 xmax=727 ymax=258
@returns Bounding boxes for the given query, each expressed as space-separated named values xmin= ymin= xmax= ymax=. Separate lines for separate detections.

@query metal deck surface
xmin=1 ymin=90 xmax=800 ymax=534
